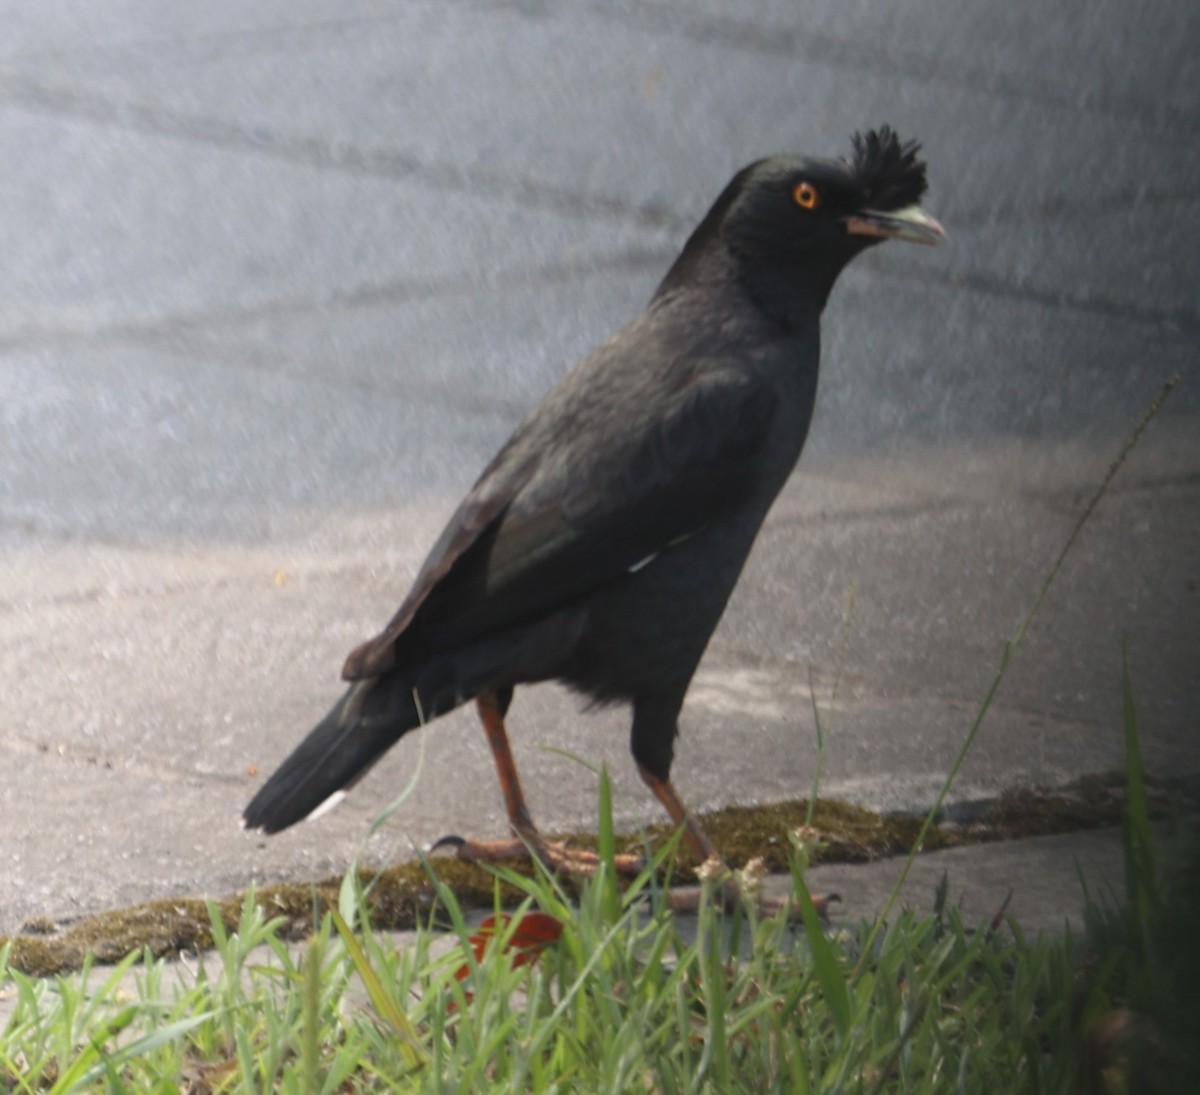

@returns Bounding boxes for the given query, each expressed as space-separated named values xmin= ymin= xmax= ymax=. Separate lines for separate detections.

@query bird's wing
xmin=342 ymin=365 xmax=776 ymax=680
xmin=340 ymin=438 xmax=537 ymax=679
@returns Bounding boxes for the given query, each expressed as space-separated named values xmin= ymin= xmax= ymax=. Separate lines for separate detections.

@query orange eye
xmin=793 ymin=181 xmax=821 ymax=210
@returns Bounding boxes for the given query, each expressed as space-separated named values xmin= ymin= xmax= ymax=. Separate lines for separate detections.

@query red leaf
xmin=453 ymin=911 xmax=564 ymax=982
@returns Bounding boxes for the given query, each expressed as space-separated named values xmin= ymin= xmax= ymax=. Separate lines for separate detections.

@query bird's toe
xmin=431 ymin=831 xmax=643 ymax=878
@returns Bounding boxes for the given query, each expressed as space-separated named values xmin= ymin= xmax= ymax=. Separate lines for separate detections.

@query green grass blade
xmin=302 ymin=934 xmax=323 ymax=1095
xmin=807 ymin=578 xmax=856 ymax=824
xmin=329 ymin=907 xmax=427 ymax=1071
xmin=791 ymin=868 xmax=851 ymax=1035
xmin=1121 ymin=643 xmax=1159 ymax=929
xmin=364 ymin=702 xmax=428 ymax=843
xmin=856 ymin=375 xmax=1177 ymax=975
xmin=535 ymin=743 xmax=603 ymax=776
xmin=62 ymin=1008 xmax=216 ymax=1091
xmin=597 ymin=765 xmax=621 ymax=924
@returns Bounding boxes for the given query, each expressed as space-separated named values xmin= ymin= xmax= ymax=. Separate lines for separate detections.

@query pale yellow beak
xmin=844 ymin=204 xmax=946 ymax=246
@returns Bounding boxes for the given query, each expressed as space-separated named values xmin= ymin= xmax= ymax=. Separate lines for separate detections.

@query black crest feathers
xmin=846 ymin=127 xmax=928 ymax=211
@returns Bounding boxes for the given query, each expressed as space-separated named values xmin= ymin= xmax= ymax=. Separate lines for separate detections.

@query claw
xmin=432 ymin=830 xmax=645 ymax=876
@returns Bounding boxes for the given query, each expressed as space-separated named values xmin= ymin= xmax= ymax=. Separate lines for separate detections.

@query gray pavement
xmin=1 ymin=1 xmax=1197 ymax=938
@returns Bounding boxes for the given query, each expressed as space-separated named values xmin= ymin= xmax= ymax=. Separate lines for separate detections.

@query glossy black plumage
xmin=243 ymin=127 xmax=942 ymax=838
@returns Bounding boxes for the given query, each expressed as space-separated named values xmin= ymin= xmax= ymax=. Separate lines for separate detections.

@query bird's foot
xmin=431 ymin=832 xmax=644 ymax=877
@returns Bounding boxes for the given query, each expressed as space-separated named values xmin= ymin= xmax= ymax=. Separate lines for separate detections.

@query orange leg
xmin=637 ymin=764 xmax=837 ymax=920
xmin=637 ymin=764 xmax=720 ymax=864
xmin=438 ymin=692 xmax=643 ymax=876
xmin=478 ymin=690 xmax=536 ymax=838
xmin=440 ymin=694 xmax=835 ymax=920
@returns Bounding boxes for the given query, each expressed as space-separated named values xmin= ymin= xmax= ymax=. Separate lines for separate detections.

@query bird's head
xmin=657 ymin=127 xmax=944 ymax=322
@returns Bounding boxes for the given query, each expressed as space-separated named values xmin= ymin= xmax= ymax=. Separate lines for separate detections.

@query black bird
xmin=244 ymin=128 xmax=943 ymax=886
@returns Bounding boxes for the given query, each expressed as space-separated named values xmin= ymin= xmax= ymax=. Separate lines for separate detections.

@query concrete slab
xmin=0 ymin=0 xmax=1196 ymax=938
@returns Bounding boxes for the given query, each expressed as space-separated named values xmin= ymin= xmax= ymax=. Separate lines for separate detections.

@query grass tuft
xmin=4 ymin=741 xmax=1194 ymax=1092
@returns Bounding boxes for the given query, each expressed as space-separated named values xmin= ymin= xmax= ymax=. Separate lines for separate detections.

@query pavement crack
xmin=586 ymin=1 xmax=1198 ymax=137
xmin=770 ymin=495 xmax=974 ymax=531
xmin=0 ymin=9 xmax=426 ymax=64
xmin=0 ymin=246 xmax=669 ymax=354
xmin=0 ymin=69 xmax=689 ymax=233
xmin=951 ymin=185 xmax=1199 ymax=230
xmin=0 ymin=555 xmax=398 ymax=616
xmin=0 ymin=732 xmax=245 ymax=787
xmin=874 ymin=262 xmax=1200 ymax=337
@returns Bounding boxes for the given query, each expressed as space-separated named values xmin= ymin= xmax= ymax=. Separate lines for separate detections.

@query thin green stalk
xmin=329 ymin=906 xmax=427 ymax=1071
xmin=301 ymin=934 xmax=322 ymax=1094
xmin=855 ymin=374 xmax=1178 ymax=975
xmin=1120 ymin=643 xmax=1160 ymax=938
xmin=807 ymin=579 xmax=857 ymax=825
xmin=363 ymin=692 xmax=429 ymax=843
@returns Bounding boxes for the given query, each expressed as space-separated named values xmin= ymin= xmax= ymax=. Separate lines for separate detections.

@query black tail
xmin=242 ymin=675 xmax=422 ymax=834
xmin=244 ymin=609 xmax=586 ymax=834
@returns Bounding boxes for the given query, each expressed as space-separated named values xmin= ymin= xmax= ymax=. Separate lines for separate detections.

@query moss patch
xmin=1 ymin=772 xmax=1182 ymax=978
